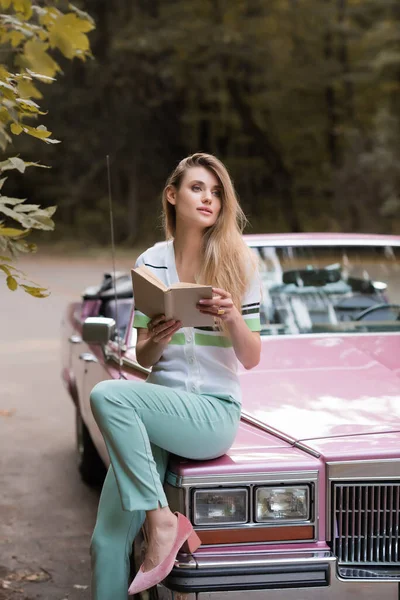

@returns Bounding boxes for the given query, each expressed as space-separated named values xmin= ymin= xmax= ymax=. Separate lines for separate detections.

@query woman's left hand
xmin=197 ymin=287 xmax=239 ymax=324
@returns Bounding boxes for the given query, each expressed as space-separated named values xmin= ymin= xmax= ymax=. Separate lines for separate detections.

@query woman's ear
xmin=166 ymin=185 xmax=176 ymax=206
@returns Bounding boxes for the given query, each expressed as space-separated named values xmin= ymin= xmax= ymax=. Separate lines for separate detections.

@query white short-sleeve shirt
xmin=133 ymin=240 xmax=261 ymax=403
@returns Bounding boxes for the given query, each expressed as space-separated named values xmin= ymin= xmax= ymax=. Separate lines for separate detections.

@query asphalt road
xmin=0 ymin=252 xmax=135 ymax=600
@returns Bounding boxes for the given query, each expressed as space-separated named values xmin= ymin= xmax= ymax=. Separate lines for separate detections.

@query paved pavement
xmin=0 ymin=251 xmax=135 ymax=600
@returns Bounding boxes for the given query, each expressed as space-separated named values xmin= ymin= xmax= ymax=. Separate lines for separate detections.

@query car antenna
xmin=106 ymin=154 xmax=123 ymax=379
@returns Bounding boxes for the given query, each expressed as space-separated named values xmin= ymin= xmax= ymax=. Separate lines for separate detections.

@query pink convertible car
xmin=62 ymin=233 xmax=400 ymax=599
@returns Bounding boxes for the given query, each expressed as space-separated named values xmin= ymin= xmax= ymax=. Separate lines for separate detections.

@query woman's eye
xmin=192 ymin=185 xmax=201 ymax=192
xmin=213 ymin=190 xmax=221 ymax=197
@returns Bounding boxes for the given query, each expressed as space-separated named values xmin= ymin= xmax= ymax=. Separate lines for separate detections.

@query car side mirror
xmin=82 ymin=317 xmax=116 ymax=345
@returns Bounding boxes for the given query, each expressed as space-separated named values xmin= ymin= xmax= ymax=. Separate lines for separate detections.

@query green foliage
xmin=7 ymin=0 xmax=400 ymax=246
xmin=0 ymin=0 xmax=94 ymax=296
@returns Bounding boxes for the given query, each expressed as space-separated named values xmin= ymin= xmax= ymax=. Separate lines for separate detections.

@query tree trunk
xmin=323 ymin=17 xmax=339 ymax=168
xmin=226 ymin=77 xmax=301 ymax=232
xmin=337 ymin=0 xmax=355 ymax=124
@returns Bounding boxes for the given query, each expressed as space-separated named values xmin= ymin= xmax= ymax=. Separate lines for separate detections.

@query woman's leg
xmin=89 ymin=379 xmax=241 ymax=596
xmin=90 ymin=445 xmax=169 ymax=600
xmin=90 ymin=380 xmax=240 ymax=512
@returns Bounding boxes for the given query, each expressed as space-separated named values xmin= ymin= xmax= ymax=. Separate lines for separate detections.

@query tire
xmin=76 ymin=409 xmax=107 ymax=487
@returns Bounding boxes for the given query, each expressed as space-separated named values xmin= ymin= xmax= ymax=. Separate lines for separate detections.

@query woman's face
xmin=167 ymin=166 xmax=222 ymax=230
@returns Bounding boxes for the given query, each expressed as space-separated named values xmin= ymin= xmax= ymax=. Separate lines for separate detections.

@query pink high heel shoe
xmin=128 ymin=512 xmax=201 ymax=596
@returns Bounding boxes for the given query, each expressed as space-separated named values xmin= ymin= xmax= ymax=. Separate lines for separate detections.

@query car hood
xmin=239 ymin=334 xmax=400 ymax=442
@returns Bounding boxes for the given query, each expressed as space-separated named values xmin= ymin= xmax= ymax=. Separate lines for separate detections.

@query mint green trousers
xmin=89 ymin=380 xmax=241 ymax=600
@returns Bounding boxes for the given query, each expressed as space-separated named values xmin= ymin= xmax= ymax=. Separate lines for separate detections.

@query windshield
xmin=251 ymin=244 xmax=400 ymax=336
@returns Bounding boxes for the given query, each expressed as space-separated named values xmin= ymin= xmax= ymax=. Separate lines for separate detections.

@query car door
xmin=80 ymin=313 xmax=149 ymax=467
xmin=80 ymin=356 xmax=115 ymax=467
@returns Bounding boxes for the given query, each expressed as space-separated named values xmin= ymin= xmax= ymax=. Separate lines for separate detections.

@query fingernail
xmin=199 ymin=300 xmax=205 ymax=304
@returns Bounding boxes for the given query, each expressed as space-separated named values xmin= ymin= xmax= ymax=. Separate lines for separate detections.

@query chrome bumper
xmin=157 ymin=551 xmax=400 ymax=599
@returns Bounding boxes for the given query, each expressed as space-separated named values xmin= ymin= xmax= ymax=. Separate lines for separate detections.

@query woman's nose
xmin=202 ymin=193 xmax=212 ymax=204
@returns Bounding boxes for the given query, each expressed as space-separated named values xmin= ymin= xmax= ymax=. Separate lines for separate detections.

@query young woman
xmin=89 ymin=153 xmax=261 ymax=599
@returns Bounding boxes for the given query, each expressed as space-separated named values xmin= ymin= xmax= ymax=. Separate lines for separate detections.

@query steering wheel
xmin=355 ymin=303 xmax=400 ymax=321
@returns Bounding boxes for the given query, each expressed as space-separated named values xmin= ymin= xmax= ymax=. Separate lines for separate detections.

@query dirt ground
xmin=0 ymin=251 xmax=137 ymax=600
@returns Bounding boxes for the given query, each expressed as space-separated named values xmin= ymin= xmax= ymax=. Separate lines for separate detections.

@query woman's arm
xmin=135 ymin=316 xmax=181 ymax=368
xmin=225 ymin=310 xmax=261 ymax=370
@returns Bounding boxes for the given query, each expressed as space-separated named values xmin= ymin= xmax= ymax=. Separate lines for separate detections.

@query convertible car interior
xmin=255 ymin=245 xmax=400 ymax=335
xmin=80 ymin=243 xmax=400 ymax=340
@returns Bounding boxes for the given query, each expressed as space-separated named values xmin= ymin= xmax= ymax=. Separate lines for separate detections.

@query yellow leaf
xmin=9 ymin=30 xmax=25 ymax=47
xmin=25 ymin=69 xmax=56 ymax=83
xmin=10 ymin=122 xmax=23 ymax=135
xmin=38 ymin=6 xmax=60 ymax=28
xmin=16 ymin=97 xmax=44 ymax=114
xmin=48 ymin=13 xmax=93 ymax=59
xmin=0 ymin=108 xmax=10 ymax=124
xmin=12 ymin=0 xmax=32 ymax=20
xmin=20 ymin=124 xmax=52 ymax=138
xmin=20 ymin=284 xmax=49 ymax=298
xmin=0 ymin=226 xmax=27 ymax=237
xmin=14 ymin=123 xmax=60 ymax=144
xmin=22 ymin=40 xmax=61 ymax=79
xmin=0 ymin=80 xmax=17 ymax=100
xmin=0 ymin=263 xmax=11 ymax=275
xmin=0 ymin=126 xmax=11 ymax=149
xmin=68 ymin=3 xmax=95 ymax=27
xmin=0 ymin=0 xmax=12 ymax=8
xmin=6 ymin=274 xmax=18 ymax=290
xmin=62 ymin=12 xmax=94 ymax=34
xmin=0 ymin=66 xmax=11 ymax=80
xmin=17 ymin=78 xmax=43 ymax=99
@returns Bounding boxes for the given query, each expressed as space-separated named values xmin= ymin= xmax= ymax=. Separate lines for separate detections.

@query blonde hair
xmin=161 ymin=153 xmax=256 ymax=326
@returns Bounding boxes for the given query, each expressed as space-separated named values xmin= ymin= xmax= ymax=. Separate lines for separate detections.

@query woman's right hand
xmin=147 ymin=315 xmax=182 ymax=345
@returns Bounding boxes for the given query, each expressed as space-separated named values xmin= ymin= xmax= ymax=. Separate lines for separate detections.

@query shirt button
xmin=190 ymin=383 xmax=196 ymax=392
xmin=189 ymin=356 xmax=194 ymax=364
xmin=187 ymin=336 xmax=193 ymax=343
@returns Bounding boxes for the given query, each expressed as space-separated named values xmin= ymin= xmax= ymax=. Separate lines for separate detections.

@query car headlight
xmin=193 ymin=488 xmax=248 ymax=526
xmin=255 ymin=486 xmax=310 ymax=522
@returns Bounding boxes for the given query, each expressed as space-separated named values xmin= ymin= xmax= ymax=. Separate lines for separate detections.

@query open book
xmin=131 ymin=265 xmax=214 ymax=327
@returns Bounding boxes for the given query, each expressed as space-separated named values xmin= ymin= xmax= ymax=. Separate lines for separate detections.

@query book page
xmin=131 ymin=268 xmax=166 ymax=319
xmin=169 ymin=282 xmax=210 ymax=289
xmin=136 ymin=265 xmax=168 ymax=291
xmin=169 ymin=286 xmax=214 ymax=327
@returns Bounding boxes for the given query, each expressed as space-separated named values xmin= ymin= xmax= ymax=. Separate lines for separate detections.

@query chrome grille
xmin=332 ymin=483 xmax=400 ymax=565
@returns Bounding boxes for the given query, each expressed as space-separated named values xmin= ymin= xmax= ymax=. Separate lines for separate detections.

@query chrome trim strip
xmin=337 ymin=566 xmax=400 ymax=582
xmin=240 ymin=412 xmax=321 ymax=458
xmin=193 ymin=550 xmax=333 ymax=569
xmin=327 ymin=460 xmax=400 ymax=481
xmin=294 ymin=441 xmax=321 ymax=459
xmin=240 ymin=411 xmax=296 ymax=445
xmin=166 ymin=471 xmax=319 ymax=487
xmin=173 ymin=556 xmax=197 ymax=569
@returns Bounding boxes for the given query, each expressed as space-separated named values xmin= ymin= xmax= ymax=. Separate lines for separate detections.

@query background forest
xmin=5 ymin=0 xmax=400 ymax=246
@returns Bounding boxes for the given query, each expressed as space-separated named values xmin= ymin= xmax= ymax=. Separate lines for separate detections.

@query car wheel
xmin=76 ymin=409 xmax=107 ymax=487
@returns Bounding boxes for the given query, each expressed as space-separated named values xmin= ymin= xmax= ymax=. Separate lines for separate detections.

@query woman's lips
xmin=197 ymin=208 xmax=213 ymax=215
